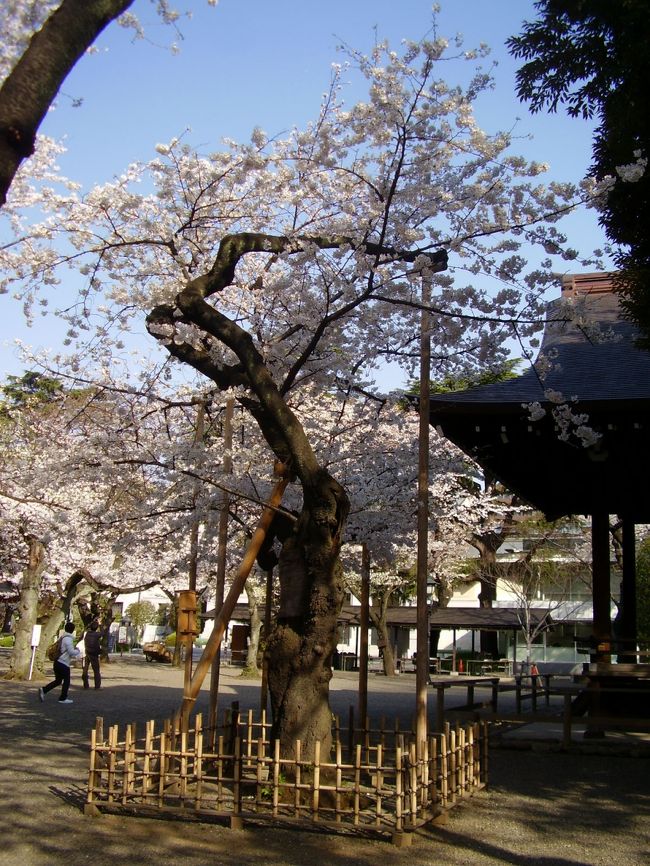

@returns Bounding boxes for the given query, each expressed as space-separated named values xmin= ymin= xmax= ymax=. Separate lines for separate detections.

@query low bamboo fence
xmin=86 ymin=705 xmax=488 ymax=843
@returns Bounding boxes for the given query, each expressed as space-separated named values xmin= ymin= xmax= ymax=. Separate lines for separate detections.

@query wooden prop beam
xmin=177 ymin=470 xmax=290 ymax=728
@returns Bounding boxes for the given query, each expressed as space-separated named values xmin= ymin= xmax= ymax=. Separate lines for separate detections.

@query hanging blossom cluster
xmin=615 ymin=150 xmax=647 ymax=184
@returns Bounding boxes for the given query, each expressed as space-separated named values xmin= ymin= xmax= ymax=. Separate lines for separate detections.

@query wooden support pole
xmin=209 ymin=397 xmax=234 ymax=737
xmin=259 ymin=566 xmax=274 ymax=717
xmin=416 ymin=276 xmax=431 ymax=754
xmin=359 ymin=543 xmax=370 ymax=729
xmin=619 ymin=516 xmax=637 ymax=662
xmin=591 ymin=511 xmax=612 ymax=664
xmin=178 ymin=470 xmax=290 ymax=729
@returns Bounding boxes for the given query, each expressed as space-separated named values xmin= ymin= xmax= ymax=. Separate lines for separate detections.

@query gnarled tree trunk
xmin=6 ymin=535 xmax=46 ymax=680
xmin=267 ymin=470 xmax=348 ymax=759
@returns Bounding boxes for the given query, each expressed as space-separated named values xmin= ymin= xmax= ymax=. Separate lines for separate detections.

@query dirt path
xmin=1 ymin=653 xmax=648 ymax=866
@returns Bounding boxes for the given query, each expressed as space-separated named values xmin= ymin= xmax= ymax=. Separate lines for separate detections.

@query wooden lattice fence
xmin=86 ymin=706 xmax=488 ymax=844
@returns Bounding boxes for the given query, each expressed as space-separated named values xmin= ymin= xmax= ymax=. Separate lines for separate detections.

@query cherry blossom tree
xmin=1 ymin=32 xmax=607 ymax=751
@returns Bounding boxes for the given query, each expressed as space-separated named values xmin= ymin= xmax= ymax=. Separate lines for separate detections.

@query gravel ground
xmin=1 ymin=651 xmax=649 ymax=866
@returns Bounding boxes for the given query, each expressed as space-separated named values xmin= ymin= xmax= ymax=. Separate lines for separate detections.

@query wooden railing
xmin=86 ymin=706 xmax=488 ymax=844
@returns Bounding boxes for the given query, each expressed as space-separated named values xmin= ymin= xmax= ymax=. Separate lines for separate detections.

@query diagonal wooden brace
xmin=177 ymin=470 xmax=290 ymax=729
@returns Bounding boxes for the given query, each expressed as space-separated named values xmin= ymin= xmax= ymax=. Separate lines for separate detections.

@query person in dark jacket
xmin=82 ymin=620 xmax=102 ymax=689
xmin=38 ymin=621 xmax=80 ymax=704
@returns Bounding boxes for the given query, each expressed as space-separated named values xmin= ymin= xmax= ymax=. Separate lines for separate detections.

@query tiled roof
xmin=429 ymin=289 xmax=650 ymax=407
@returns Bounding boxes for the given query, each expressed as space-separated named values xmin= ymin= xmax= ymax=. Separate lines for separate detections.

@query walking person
xmin=82 ymin=620 xmax=102 ymax=689
xmin=38 ymin=621 xmax=80 ymax=704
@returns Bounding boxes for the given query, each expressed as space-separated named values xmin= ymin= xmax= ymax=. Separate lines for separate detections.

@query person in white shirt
xmin=38 ymin=621 xmax=81 ymax=704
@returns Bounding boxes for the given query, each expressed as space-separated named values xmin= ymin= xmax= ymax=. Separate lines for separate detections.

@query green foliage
xmin=431 ymin=359 xmax=521 ymax=394
xmin=404 ymin=359 xmax=521 ymax=399
xmin=2 ymin=371 xmax=63 ymax=406
xmin=0 ymin=635 xmax=15 ymax=647
xmin=508 ymin=1 xmax=650 ymax=343
xmin=125 ymin=600 xmax=157 ymax=634
xmin=636 ymin=536 xmax=650 ymax=644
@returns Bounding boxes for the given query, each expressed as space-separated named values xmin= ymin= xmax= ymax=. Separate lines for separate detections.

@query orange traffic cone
xmin=458 ymin=658 xmax=464 ymax=673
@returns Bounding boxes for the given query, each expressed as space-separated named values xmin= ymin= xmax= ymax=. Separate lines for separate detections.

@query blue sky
xmin=1 ymin=0 xmax=607 ymax=382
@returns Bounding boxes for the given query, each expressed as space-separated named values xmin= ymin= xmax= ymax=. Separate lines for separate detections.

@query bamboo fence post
xmin=459 ymin=726 xmax=467 ymax=796
xmin=312 ymin=740 xmax=321 ymax=822
xmin=157 ymin=728 xmax=167 ymax=807
xmin=335 ymin=739 xmax=343 ymax=823
xmin=429 ymin=735 xmax=438 ymax=808
xmin=122 ymin=722 xmax=136 ymax=804
xmin=353 ymin=743 xmax=361 ymax=826
xmin=479 ymin=721 xmax=488 ymax=787
xmin=107 ymin=724 xmax=118 ymax=803
xmin=272 ymin=739 xmax=280 ymax=817
xmin=246 ymin=708 xmax=254 ymax=767
xmin=395 ymin=743 xmax=403 ymax=833
xmin=194 ymin=715 xmax=204 ymax=810
xmin=439 ymin=730 xmax=448 ymax=808
xmin=233 ymin=736 xmax=242 ymax=817
xmin=142 ymin=719 xmax=154 ymax=800
xmin=217 ymin=734 xmax=226 ymax=809
xmin=178 ymin=728 xmax=188 ymax=805
xmin=375 ymin=742 xmax=383 ymax=825
xmin=408 ymin=742 xmax=418 ymax=823
xmin=87 ymin=728 xmax=98 ymax=807
xmin=255 ymin=736 xmax=265 ymax=810
xmin=294 ymin=739 xmax=302 ymax=816
xmin=467 ymin=724 xmax=475 ymax=791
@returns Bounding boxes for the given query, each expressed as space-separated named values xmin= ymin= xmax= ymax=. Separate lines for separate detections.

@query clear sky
xmin=1 ymin=0 xmax=607 ymax=382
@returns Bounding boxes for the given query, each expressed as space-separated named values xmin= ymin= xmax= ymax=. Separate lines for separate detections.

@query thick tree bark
xmin=6 ymin=536 xmax=46 ymax=680
xmin=0 ymin=0 xmax=133 ymax=207
xmin=266 ymin=470 xmax=348 ymax=759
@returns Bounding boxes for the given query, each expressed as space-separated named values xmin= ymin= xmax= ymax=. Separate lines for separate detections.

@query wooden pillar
xmin=591 ymin=511 xmax=612 ymax=664
xmin=259 ymin=566 xmax=273 ymax=716
xmin=358 ymin=544 xmax=370 ymax=727
xmin=618 ymin=517 xmax=637 ymax=662
xmin=208 ymin=397 xmax=234 ymax=736
xmin=416 ymin=277 xmax=431 ymax=753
